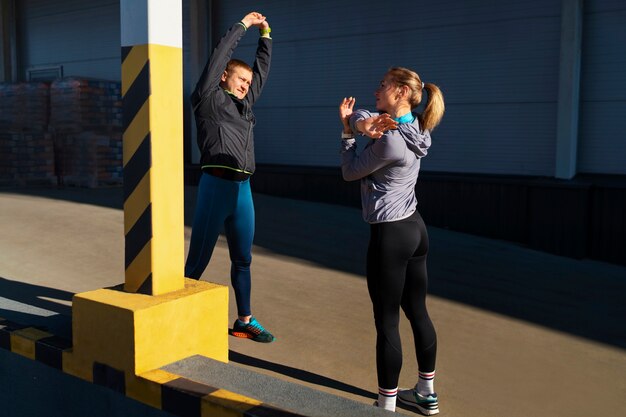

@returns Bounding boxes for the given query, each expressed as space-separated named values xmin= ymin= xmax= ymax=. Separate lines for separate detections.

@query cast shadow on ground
xmin=3 ymin=186 xmax=626 ymax=349
xmin=0 ymin=276 xmax=73 ymax=339
xmin=229 ymin=350 xmax=376 ymax=400
xmin=237 ymin=190 xmax=626 ymax=350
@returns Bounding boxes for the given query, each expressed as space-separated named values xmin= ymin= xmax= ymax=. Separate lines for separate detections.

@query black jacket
xmin=191 ymin=22 xmax=272 ymax=174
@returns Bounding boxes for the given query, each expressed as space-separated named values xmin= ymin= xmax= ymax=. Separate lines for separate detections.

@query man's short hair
xmin=226 ymin=59 xmax=252 ymax=74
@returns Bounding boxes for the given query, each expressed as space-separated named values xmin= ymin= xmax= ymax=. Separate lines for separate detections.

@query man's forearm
xmin=193 ymin=22 xmax=247 ymax=99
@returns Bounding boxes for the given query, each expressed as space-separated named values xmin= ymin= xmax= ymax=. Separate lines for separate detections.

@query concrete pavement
xmin=1 ymin=185 xmax=625 ymax=416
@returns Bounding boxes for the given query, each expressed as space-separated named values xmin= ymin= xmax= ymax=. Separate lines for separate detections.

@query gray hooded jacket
xmin=341 ymin=109 xmax=431 ymax=224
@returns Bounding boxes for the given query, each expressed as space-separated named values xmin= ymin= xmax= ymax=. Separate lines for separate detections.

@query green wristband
xmin=260 ymin=27 xmax=271 ymax=36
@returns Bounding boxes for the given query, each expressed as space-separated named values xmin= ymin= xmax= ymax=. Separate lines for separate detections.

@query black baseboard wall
xmin=185 ymin=164 xmax=626 ymax=267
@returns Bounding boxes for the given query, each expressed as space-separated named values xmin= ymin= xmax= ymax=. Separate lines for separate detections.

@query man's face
xmin=220 ymin=66 xmax=253 ymax=99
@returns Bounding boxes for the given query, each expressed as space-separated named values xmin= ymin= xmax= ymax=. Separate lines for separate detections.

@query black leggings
xmin=367 ymin=209 xmax=437 ymax=389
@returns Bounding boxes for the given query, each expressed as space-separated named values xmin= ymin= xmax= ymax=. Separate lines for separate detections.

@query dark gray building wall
xmin=213 ymin=0 xmax=564 ymax=176
xmin=7 ymin=0 xmax=626 ymax=265
xmin=17 ymin=0 xmax=120 ymax=81
xmin=12 ymin=0 xmax=625 ymax=176
xmin=578 ymin=0 xmax=626 ymax=175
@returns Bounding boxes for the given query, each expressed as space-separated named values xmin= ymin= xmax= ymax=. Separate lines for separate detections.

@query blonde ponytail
xmin=421 ymin=82 xmax=445 ymax=131
xmin=387 ymin=67 xmax=445 ymax=131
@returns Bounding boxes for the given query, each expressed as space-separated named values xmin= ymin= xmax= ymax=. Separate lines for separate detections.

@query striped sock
xmin=377 ymin=387 xmax=398 ymax=411
xmin=417 ymin=370 xmax=435 ymax=395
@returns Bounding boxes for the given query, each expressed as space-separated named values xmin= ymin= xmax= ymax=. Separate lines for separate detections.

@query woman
xmin=339 ymin=67 xmax=445 ymax=414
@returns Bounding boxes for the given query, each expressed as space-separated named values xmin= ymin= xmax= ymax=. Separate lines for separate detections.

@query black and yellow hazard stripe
xmin=0 ymin=318 xmax=71 ymax=370
xmin=1 ymin=317 xmax=304 ymax=417
xmin=122 ymin=44 xmax=153 ymax=295
xmin=121 ymin=43 xmax=185 ymax=296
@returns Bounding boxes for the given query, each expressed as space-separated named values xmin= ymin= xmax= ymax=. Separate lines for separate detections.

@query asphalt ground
xmin=1 ymin=185 xmax=625 ymax=416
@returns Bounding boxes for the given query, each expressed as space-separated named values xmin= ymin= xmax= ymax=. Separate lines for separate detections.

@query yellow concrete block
xmin=63 ymin=348 xmax=91 ymax=381
xmin=127 ymin=369 xmax=180 ymax=409
xmin=10 ymin=327 xmax=53 ymax=359
xmin=65 ymin=278 xmax=228 ymax=379
xmin=203 ymin=389 xmax=263 ymax=417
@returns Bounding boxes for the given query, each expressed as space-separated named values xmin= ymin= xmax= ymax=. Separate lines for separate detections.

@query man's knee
xmin=231 ymin=257 xmax=252 ymax=270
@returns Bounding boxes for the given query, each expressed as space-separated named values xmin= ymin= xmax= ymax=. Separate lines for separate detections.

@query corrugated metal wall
xmin=579 ymin=0 xmax=626 ymax=175
xmin=14 ymin=0 xmax=625 ymax=175
xmin=211 ymin=0 xmax=563 ymax=176
xmin=17 ymin=0 xmax=120 ymax=81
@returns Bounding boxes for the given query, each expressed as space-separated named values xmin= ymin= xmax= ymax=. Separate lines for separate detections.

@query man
xmin=186 ymin=12 xmax=274 ymax=343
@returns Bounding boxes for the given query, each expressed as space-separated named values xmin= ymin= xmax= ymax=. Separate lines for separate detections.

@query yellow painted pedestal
xmin=64 ymin=278 xmax=228 ymax=381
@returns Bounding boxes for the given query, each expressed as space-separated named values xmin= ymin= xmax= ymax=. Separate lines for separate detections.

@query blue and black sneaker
xmin=230 ymin=316 xmax=275 ymax=343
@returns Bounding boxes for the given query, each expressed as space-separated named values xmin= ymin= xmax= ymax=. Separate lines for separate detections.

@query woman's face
xmin=374 ymin=75 xmax=398 ymax=113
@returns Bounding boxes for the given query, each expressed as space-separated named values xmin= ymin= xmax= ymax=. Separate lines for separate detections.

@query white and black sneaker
xmin=398 ymin=389 xmax=439 ymax=415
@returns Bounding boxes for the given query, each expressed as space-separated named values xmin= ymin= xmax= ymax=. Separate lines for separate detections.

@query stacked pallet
xmin=54 ymin=131 xmax=123 ymax=188
xmin=0 ymin=82 xmax=55 ymax=186
xmin=50 ymin=78 xmax=122 ymax=133
xmin=50 ymin=78 xmax=123 ymax=187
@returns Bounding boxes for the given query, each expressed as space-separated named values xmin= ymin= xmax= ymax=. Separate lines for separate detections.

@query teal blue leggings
xmin=185 ymin=173 xmax=254 ymax=317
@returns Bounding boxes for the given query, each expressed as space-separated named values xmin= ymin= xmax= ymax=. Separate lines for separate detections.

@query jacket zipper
xmin=243 ymin=102 xmax=252 ymax=172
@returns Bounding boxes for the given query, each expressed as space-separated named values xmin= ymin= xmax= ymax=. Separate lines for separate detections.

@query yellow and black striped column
xmin=62 ymin=0 xmax=227 ymax=383
xmin=121 ymin=0 xmax=184 ymax=295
